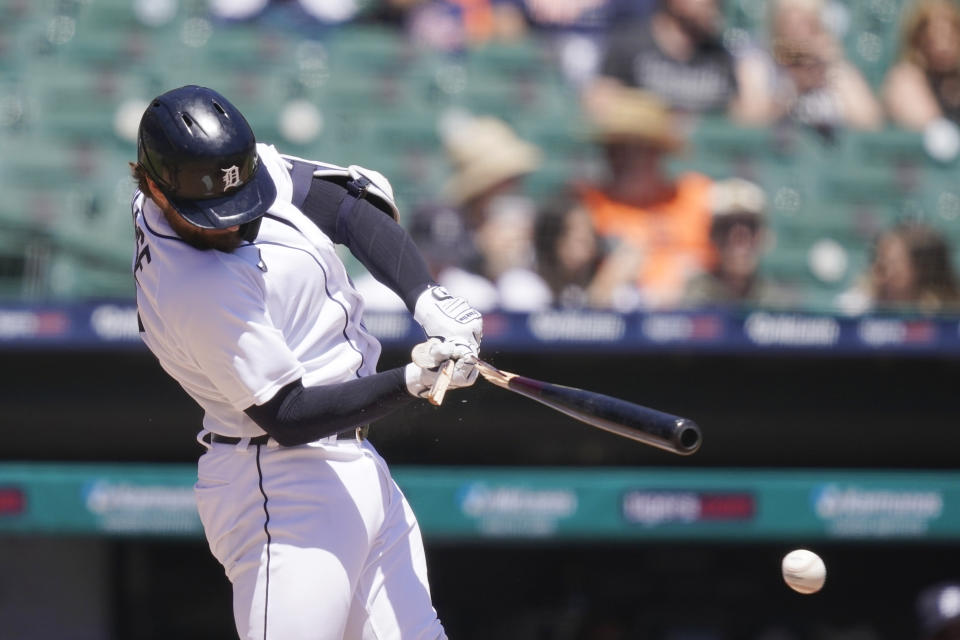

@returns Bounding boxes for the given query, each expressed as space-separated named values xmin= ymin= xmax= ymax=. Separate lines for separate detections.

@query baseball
xmin=781 ymin=549 xmax=826 ymax=594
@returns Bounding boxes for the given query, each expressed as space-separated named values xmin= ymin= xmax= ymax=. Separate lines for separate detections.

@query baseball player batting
xmin=130 ymin=85 xmax=481 ymax=639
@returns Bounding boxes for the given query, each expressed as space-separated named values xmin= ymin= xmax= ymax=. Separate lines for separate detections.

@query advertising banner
xmin=1 ymin=464 xmax=957 ymax=542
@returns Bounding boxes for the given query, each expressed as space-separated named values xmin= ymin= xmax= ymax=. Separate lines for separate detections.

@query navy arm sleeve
xmin=299 ymin=176 xmax=435 ymax=311
xmin=244 ymin=367 xmax=414 ymax=446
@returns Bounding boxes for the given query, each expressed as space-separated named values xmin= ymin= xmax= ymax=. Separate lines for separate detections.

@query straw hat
xmin=443 ymin=116 xmax=542 ymax=206
xmin=585 ymin=86 xmax=684 ymax=150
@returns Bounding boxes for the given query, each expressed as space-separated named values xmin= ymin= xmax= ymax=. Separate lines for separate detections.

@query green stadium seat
xmin=837 ymin=127 xmax=948 ymax=171
xmin=3 ymin=5 xmax=949 ymax=304
xmin=768 ymin=202 xmax=889 ymax=251
xmin=0 ymin=234 xmax=43 ymax=300
xmin=0 ymin=133 xmax=124 ymax=191
xmin=818 ymin=164 xmax=910 ymax=205
xmin=22 ymin=63 xmax=158 ymax=143
xmin=75 ymin=0 xmax=143 ymax=27
xmin=758 ymin=240 xmax=866 ymax=295
xmin=918 ymin=170 xmax=960 ymax=229
xmin=687 ymin=118 xmax=829 ymax=176
xmin=196 ymin=24 xmax=295 ymax=69
xmin=464 ymin=38 xmax=548 ymax=79
xmin=516 ymin=117 xmax=592 ymax=163
xmin=522 ymin=158 xmax=573 ymax=201
xmin=46 ymin=253 xmax=135 ymax=299
xmin=325 ymin=25 xmax=412 ymax=75
xmin=757 ymin=246 xmax=813 ymax=283
xmin=366 ymin=113 xmax=442 ymax=156
xmin=307 ymin=70 xmax=426 ymax=116
xmin=842 ymin=0 xmax=905 ymax=89
xmin=47 ymin=12 xmax=155 ymax=68
xmin=687 ymin=117 xmax=769 ymax=161
xmin=0 ymin=179 xmax=132 ymax=300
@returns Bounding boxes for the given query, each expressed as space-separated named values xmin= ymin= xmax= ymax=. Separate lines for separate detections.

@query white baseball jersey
xmin=133 ymin=143 xmax=382 ymax=438
xmin=132 ymin=144 xmax=447 ymax=639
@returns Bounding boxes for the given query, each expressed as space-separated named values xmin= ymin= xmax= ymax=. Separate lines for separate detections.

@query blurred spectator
xmin=882 ymin=0 xmax=960 ymax=131
xmin=836 ymin=221 xmax=960 ymax=315
xmin=588 ymin=0 xmax=764 ymax=120
xmin=492 ymin=0 xmax=641 ymax=88
xmin=575 ymin=86 xmax=716 ymax=309
xmin=917 ymin=581 xmax=960 ymax=640
xmin=207 ymin=0 xmax=270 ymax=22
xmin=501 ymin=0 xmax=656 ymax=30
xmin=377 ymin=0 xmax=531 ymax=52
xmin=207 ymin=0 xmax=368 ymax=32
xmin=527 ymin=195 xmax=642 ymax=309
xmin=491 ymin=1 xmax=664 ymax=87
xmin=133 ymin=0 xmax=180 ymax=27
xmin=681 ymin=177 xmax=795 ymax=308
xmin=367 ymin=114 xmax=548 ymax=312
xmin=531 ymin=199 xmax=603 ymax=308
xmin=741 ymin=0 xmax=883 ymax=140
xmin=295 ymin=0 xmax=365 ymax=24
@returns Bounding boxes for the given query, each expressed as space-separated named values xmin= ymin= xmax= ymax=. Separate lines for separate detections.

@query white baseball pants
xmin=194 ymin=437 xmax=446 ymax=640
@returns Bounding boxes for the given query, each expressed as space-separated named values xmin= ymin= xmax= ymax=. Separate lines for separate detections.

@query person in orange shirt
xmin=577 ymin=86 xmax=715 ymax=309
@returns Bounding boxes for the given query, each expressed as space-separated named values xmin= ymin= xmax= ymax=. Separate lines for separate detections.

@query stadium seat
xmin=464 ymin=38 xmax=548 ymax=80
xmin=46 ymin=252 xmax=135 ymax=299
xmin=687 ymin=118 xmax=828 ymax=176
xmin=842 ymin=0 xmax=905 ymax=89
xmin=838 ymin=127 xmax=946 ymax=171
xmin=758 ymin=241 xmax=865 ymax=294
xmin=818 ymin=161 xmax=906 ymax=200
xmin=23 ymin=62 xmax=158 ymax=144
xmin=325 ymin=24 xmax=412 ymax=76
xmin=0 ymin=2 xmax=950 ymax=307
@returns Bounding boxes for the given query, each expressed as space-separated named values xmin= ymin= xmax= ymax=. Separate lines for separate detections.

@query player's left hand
xmin=404 ymin=360 xmax=478 ymax=398
xmin=413 ymin=285 xmax=483 ymax=353
xmin=414 ymin=336 xmax=476 ymax=366
xmin=410 ymin=336 xmax=478 ymax=383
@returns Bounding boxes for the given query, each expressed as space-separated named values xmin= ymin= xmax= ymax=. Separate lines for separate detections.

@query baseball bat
xmin=426 ymin=359 xmax=455 ymax=406
xmin=473 ymin=360 xmax=702 ymax=456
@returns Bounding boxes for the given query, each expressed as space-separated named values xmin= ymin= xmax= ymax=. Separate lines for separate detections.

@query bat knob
xmin=674 ymin=419 xmax=702 ymax=455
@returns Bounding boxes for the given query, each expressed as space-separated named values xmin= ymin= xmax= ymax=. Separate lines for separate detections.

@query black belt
xmin=207 ymin=425 xmax=368 ymax=446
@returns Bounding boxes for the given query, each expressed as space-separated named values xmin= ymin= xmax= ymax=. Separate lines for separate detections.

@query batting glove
xmin=413 ymin=336 xmax=475 ymax=366
xmin=413 ymin=285 xmax=483 ymax=355
xmin=404 ymin=360 xmax=479 ymax=398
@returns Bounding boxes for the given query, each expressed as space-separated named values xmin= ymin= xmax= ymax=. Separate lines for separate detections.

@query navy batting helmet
xmin=137 ymin=85 xmax=276 ymax=231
